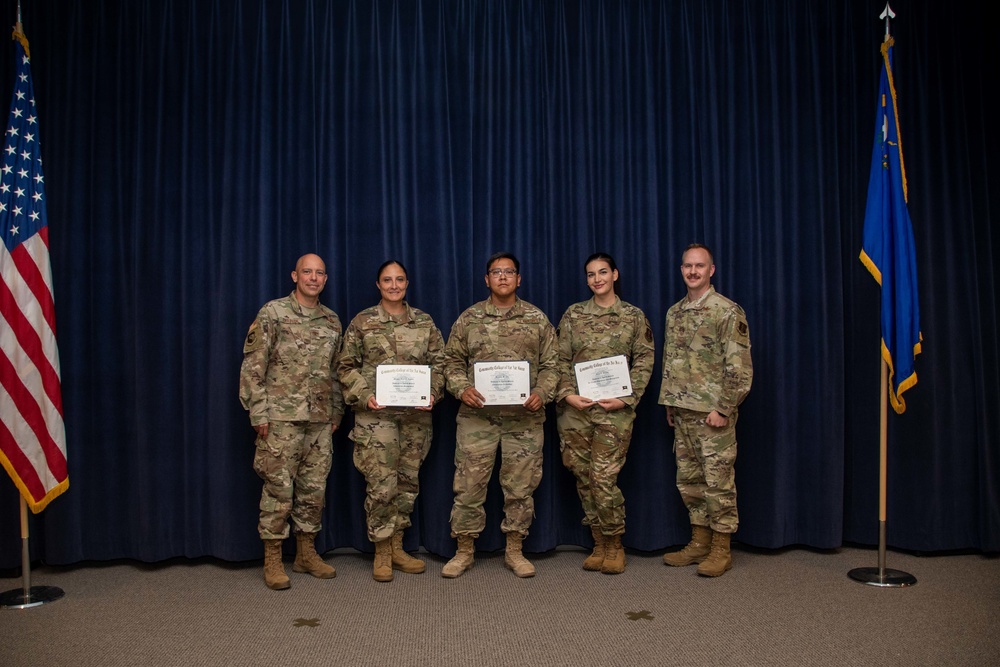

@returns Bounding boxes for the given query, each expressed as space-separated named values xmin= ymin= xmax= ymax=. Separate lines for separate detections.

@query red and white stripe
xmin=0 ymin=226 xmax=68 ymax=512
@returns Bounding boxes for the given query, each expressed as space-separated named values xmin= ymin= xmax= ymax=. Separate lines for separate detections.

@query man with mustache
xmin=659 ymin=244 xmax=753 ymax=577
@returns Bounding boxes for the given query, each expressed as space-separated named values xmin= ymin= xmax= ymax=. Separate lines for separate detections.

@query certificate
xmin=574 ymin=355 xmax=632 ymax=401
xmin=474 ymin=361 xmax=531 ymax=406
xmin=375 ymin=365 xmax=432 ymax=407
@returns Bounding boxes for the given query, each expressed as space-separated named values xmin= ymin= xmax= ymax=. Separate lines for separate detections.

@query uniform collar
xmin=682 ymin=285 xmax=716 ymax=309
xmin=583 ymin=295 xmax=621 ymax=314
xmin=288 ymin=291 xmax=324 ymax=317
xmin=485 ymin=296 xmax=523 ymax=317
xmin=377 ymin=301 xmax=412 ymax=323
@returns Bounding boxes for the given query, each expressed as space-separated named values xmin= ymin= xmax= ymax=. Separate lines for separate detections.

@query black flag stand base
xmin=0 ymin=585 xmax=64 ymax=609
xmin=848 ymin=567 xmax=917 ymax=588
xmin=0 ymin=496 xmax=65 ymax=609
xmin=848 ymin=520 xmax=917 ymax=588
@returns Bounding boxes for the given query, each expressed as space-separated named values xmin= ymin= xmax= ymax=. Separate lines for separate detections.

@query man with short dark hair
xmin=440 ymin=252 xmax=559 ymax=578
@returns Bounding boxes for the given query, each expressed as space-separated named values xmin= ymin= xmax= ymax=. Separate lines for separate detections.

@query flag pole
xmin=0 ymin=496 xmax=64 ymax=608
xmin=847 ymin=361 xmax=916 ymax=586
xmin=848 ymin=3 xmax=916 ymax=588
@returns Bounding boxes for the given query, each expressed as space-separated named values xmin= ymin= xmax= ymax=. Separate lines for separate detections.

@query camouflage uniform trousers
xmin=350 ymin=409 xmax=433 ymax=543
xmin=671 ymin=407 xmax=739 ymax=533
xmin=556 ymin=405 xmax=635 ymax=536
xmin=450 ymin=410 xmax=545 ymax=537
xmin=253 ymin=420 xmax=333 ymax=540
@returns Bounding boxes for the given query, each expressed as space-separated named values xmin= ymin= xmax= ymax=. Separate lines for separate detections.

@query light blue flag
xmin=860 ymin=37 xmax=922 ymax=414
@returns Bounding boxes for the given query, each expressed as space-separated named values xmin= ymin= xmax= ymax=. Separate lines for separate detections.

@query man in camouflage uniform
xmin=658 ymin=244 xmax=752 ymax=577
xmin=556 ymin=253 xmax=656 ymax=574
xmin=440 ymin=252 xmax=559 ymax=579
xmin=239 ymin=253 xmax=345 ymax=590
xmin=337 ymin=260 xmax=446 ymax=581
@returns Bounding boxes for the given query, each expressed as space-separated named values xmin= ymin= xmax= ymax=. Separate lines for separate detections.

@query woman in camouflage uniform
xmin=337 ymin=260 xmax=445 ymax=582
xmin=555 ymin=253 xmax=655 ymax=574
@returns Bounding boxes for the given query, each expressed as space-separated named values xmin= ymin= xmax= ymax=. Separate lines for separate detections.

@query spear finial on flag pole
xmin=880 ymin=3 xmax=895 ymax=41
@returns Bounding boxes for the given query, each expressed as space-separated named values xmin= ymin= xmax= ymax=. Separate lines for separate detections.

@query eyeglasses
xmin=488 ymin=268 xmax=518 ymax=277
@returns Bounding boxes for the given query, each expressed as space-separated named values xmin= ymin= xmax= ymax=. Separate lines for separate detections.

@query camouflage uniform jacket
xmin=239 ymin=292 xmax=345 ymax=426
xmin=657 ymin=286 xmax=752 ymax=416
xmin=443 ymin=297 xmax=559 ymax=413
xmin=556 ymin=296 xmax=656 ymax=409
xmin=337 ymin=301 xmax=446 ymax=410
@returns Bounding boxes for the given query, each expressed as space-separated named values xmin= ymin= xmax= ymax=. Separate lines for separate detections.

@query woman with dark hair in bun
xmin=555 ymin=252 xmax=655 ymax=574
xmin=337 ymin=260 xmax=445 ymax=582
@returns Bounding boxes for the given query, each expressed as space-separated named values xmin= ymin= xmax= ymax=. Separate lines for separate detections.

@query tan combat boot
xmin=391 ymin=531 xmax=426 ymax=574
xmin=601 ymin=534 xmax=626 ymax=574
xmin=583 ymin=525 xmax=605 ymax=571
xmin=697 ymin=531 xmax=732 ymax=577
xmin=662 ymin=525 xmax=712 ymax=567
xmin=292 ymin=532 xmax=336 ymax=578
xmin=441 ymin=535 xmax=475 ymax=578
xmin=504 ymin=533 xmax=536 ymax=578
xmin=263 ymin=539 xmax=290 ymax=590
xmin=373 ymin=538 xmax=394 ymax=582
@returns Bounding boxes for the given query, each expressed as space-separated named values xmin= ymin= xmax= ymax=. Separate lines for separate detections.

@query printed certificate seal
xmin=591 ymin=368 xmax=615 ymax=388
xmin=490 ymin=372 xmax=514 ymax=391
xmin=391 ymin=373 xmax=415 ymax=393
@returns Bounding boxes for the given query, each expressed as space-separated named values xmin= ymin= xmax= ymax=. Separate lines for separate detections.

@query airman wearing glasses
xmin=440 ymin=252 xmax=559 ymax=579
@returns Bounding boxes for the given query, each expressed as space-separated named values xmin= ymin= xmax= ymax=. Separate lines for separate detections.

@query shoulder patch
xmin=243 ymin=320 xmax=263 ymax=353
xmin=732 ymin=316 xmax=751 ymax=346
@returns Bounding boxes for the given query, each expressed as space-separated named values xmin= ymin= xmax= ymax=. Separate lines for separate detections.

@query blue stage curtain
xmin=0 ymin=0 xmax=997 ymax=566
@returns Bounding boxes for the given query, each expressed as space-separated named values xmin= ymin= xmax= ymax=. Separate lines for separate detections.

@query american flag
xmin=0 ymin=25 xmax=68 ymax=512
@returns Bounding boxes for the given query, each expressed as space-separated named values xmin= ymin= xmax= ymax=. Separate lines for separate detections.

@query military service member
xmin=556 ymin=253 xmax=655 ymax=574
xmin=659 ymin=244 xmax=752 ymax=577
xmin=239 ymin=253 xmax=345 ymax=590
xmin=440 ymin=252 xmax=560 ymax=578
xmin=337 ymin=260 xmax=446 ymax=582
